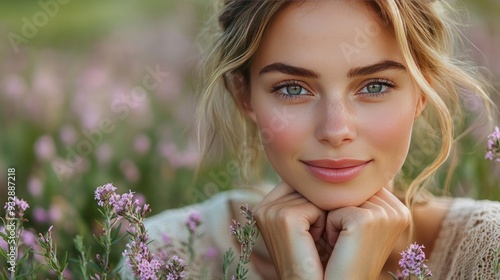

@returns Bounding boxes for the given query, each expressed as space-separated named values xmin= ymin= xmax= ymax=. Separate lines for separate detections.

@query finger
xmin=325 ymin=207 xmax=356 ymax=247
xmin=364 ymin=188 xmax=410 ymax=220
xmin=309 ymin=209 xmax=326 ymax=242
xmin=254 ymin=199 xmax=326 ymax=279
xmin=259 ymin=181 xmax=296 ymax=204
xmin=371 ymin=187 xmax=407 ymax=210
xmin=256 ymin=191 xmax=309 ymax=213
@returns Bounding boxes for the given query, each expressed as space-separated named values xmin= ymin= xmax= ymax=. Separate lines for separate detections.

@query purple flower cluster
xmin=185 ymin=212 xmax=201 ymax=233
xmin=486 ymin=126 xmax=500 ymax=162
xmin=229 ymin=205 xmax=254 ymax=237
xmin=110 ymin=191 xmax=136 ymax=214
xmin=165 ymin=255 xmax=187 ymax=280
xmin=229 ymin=219 xmax=241 ymax=236
xmin=123 ymin=239 xmax=163 ymax=280
xmin=225 ymin=204 xmax=259 ymax=279
xmin=398 ymin=243 xmax=432 ymax=279
xmin=15 ymin=198 xmax=30 ymax=213
xmin=3 ymin=196 xmax=30 ymax=218
xmin=94 ymin=183 xmax=193 ymax=279
xmin=94 ymin=183 xmax=151 ymax=219
xmin=94 ymin=183 xmax=117 ymax=207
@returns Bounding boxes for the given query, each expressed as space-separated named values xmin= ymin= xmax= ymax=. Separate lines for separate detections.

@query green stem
xmin=101 ymin=208 xmax=114 ymax=280
xmin=188 ymin=232 xmax=195 ymax=263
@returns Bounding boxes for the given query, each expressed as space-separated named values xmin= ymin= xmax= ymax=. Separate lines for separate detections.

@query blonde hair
xmin=195 ymin=0 xmax=496 ymax=202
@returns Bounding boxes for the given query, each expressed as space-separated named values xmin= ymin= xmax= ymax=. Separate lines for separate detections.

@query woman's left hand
xmin=323 ymin=188 xmax=411 ymax=279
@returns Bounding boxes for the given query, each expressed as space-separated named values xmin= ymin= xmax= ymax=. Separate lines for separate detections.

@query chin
xmin=310 ymin=199 xmax=358 ymax=211
xmin=310 ymin=194 xmax=373 ymax=211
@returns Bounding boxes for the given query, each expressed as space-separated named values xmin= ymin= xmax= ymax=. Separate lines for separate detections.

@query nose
xmin=315 ymin=98 xmax=357 ymax=147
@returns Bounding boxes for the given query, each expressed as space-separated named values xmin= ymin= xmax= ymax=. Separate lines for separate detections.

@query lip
xmin=301 ymin=159 xmax=371 ymax=183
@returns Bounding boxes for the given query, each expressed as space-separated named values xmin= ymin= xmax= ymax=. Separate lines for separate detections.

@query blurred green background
xmin=0 ymin=0 xmax=499 ymax=277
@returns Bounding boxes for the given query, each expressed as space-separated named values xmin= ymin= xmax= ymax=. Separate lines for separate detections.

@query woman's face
xmin=246 ymin=1 xmax=426 ymax=211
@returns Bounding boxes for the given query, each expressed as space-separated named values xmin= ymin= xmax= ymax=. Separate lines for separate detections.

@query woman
xmin=123 ymin=0 xmax=500 ymax=279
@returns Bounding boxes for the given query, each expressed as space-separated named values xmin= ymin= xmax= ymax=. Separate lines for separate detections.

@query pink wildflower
xmin=161 ymin=233 xmax=172 ymax=245
xmin=185 ymin=212 xmax=201 ymax=233
xmin=32 ymin=207 xmax=48 ymax=223
xmin=165 ymin=255 xmax=187 ymax=280
xmin=34 ymin=135 xmax=56 ymax=161
xmin=96 ymin=143 xmax=113 ymax=165
xmin=0 ymin=227 xmax=7 ymax=251
xmin=16 ymin=198 xmax=29 ymax=213
xmin=48 ymin=204 xmax=63 ymax=223
xmin=398 ymin=243 xmax=432 ymax=279
xmin=486 ymin=126 xmax=500 ymax=162
xmin=134 ymin=134 xmax=151 ymax=155
xmin=123 ymin=235 xmax=163 ymax=280
xmin=4 ymin=196 xmax=30 ymax=218
xmin=94 ymin=183 xmax=118 ymax=207
xmin=28 ymin=176 xmax=43 ymax=197
xmin=229 ymin=220 xmax=240 ymax=236
xmin=120 ymin=159 xmax=140 ymax=183
xmin=137 ymin=258 xmax=163 ymax=280
xmin=205 ymin=247 xmax=218 ymax=260
xmin=20 ymin=229 xmax=38 ymax=248
xmin=112 ymin=191 xmax=137 ymax=214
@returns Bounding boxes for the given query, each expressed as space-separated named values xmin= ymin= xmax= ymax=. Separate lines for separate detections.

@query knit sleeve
xmin=428 ymin=198 xmax=500 ymax=279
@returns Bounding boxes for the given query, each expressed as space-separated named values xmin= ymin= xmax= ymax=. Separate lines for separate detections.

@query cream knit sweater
xmin=427 ymin=198 xmax=500 ymax=279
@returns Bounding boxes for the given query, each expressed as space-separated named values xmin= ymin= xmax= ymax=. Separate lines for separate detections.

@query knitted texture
xmin=428 ymin=198 xmax=500 ymax=279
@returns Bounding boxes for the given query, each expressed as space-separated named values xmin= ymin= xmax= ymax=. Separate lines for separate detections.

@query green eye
xmin=272 ymin=80 xmax=310 ymax=99
xmin=286 ymin=85 xmax=303 ymax=95
xmin=359 ymin=80 xmax=394 ymax=96
xmin=366 ymin=83 xmax=383 ymax=93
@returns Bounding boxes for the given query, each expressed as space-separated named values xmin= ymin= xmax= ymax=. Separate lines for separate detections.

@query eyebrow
xmin=347 ymin=60 xmax=406 ymax=78
xmin=259 ymin=62 xmax=320 ymax=78
xmin=258 ymin=60 xmax=406 ymax=79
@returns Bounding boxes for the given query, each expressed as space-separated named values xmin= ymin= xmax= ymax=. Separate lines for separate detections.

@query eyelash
xmin=359 ymin=78 xmax=397 ymax=97
xmin=270 ymin=78 xmax=397 ymax=100
xmin=271 ymin=80 xmax=310 ymax=100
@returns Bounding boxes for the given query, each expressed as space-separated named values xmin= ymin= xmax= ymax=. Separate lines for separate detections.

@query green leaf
xmin=16 ymin=264 xmax=41 ymax=279
xmin=111 ymin=222 xmax=123 ymax=240
xmin=0 ymin=246 xmax=7 ymax=259
xmin=61 ymin=251 xmax=69 ymax=271
xmin=88 ymin=260 xmax=101 ymax=272
xmin=221 ymin=248 xmax=235 ymax=280
xmin=110 ymin=234 xmax=127 ymax=246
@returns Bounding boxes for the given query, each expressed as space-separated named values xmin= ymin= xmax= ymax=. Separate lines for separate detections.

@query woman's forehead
xmin=251 ymin=0 xmax=404 ymax=77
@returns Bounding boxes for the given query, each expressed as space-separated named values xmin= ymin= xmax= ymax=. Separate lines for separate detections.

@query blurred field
xmin=0 ymin=0 xmax=499 ymax=276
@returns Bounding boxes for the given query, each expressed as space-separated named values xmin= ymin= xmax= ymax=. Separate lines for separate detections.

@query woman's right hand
xmin=253 ymin=182 xmax=327 ymax=279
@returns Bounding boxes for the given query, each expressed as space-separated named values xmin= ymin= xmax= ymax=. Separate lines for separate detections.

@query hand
xmin=324 ymin=188 xmax=411 ymax=279
xmin=253 ymin=182 xmax=327 ymax=279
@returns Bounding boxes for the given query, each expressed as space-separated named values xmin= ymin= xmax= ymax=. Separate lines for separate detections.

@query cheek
xmin=366 ymin=107 xmax=415 ymax=169
xmin=253 ymin=105 xmax=310 ymax=161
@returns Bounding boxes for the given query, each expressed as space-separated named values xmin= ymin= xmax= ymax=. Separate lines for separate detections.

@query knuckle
xmin=400 ymin=207 xmax=412 ymax=226
xmin=275 ymin=207 xmax=294 ymax=224
xmin=254 ymin=203 xmax=297 ymax=228
xmin=253 ymin=204 xmax=267 ymax=221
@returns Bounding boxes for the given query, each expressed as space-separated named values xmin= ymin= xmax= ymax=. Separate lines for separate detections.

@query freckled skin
xmin=240 ymin=2 xmax=453 ymax=279
xmin=246 ymin=1 xmax=425 ymax=211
